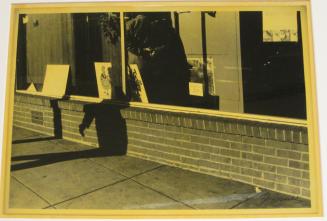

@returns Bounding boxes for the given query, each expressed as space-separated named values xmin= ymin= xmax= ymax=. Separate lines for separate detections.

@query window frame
xmin=14 ymin=3 xmax=312 ymax=128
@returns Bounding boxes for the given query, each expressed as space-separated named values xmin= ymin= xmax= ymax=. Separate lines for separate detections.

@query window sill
xmin=16 ymin=90 xmax=64 ymax=99
xmin=15 ymin=90 xmax=307 ymax=127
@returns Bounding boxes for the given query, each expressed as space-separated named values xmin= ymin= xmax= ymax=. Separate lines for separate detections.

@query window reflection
xmin=15 ymin=10 xmax=307 ymax=119
xmin=125 ymin=12 xmax=191 ymax=106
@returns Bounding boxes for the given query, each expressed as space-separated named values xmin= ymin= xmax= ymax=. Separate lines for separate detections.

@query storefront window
xmin=15 ymin=12 xmax=123 ymax=97
xmin=123 ymin=10 xmax=306 ymax=119
xmin=15 ymin=9 xmax=307 ymax=119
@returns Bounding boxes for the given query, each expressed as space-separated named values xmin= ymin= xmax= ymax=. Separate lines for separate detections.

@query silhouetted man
xmin=125 ymin=12 xmax=191 ymax=106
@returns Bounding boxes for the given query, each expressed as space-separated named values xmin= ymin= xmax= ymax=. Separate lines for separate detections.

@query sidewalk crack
xmin=130 ymin=178 xmax=195 ymax=209
xmin=86 ymin=157 xmax=165 ymax=180
xmin=229 ymin=191 xmax=268 ymax=209
xmin=48 ymin=177 xmax=130 ymax=208
xmin=11 ymin=175 xmax=52 ymax=208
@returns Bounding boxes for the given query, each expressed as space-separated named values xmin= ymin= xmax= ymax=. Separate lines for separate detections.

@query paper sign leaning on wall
xmin=26 ymin=82 xmax=37 ymax=92
xmin=187 ymin=57 xmax=215 ymax=96
xmin=189 ymin=82 xmax=204 ymax=97
xmin=128 ymin=64 xmax=148 ymax=103
xmin=42 ymin=64 xmax=70 ymax=97
xmin=94 ymin=62 xmax=113 ymax=99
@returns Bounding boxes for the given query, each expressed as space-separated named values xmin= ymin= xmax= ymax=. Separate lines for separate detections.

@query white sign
xmin=128 ymin=64 xmax=148 ymax=103
xmin=42 ymin=64 xmax=70 ymax=97
xmin=189 ymin=82 xmax=204 ymax=97
xmin=94 ymin=62 xmax=112 ymax=99
xmin=187 ymin=57 xmax=215 ymax=95
xmin=26 ymin=82 xmax=37 ymax=92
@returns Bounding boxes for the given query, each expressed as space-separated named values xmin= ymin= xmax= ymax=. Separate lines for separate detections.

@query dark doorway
xmin=239 ymin=11 xmax=306 ymax=119
xmin=16 ymin=15 xmax=28 ymax=90
xmin=72 ymin=13 xmax=103 ymax=96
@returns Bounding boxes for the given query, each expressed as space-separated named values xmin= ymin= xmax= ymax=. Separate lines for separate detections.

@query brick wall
xmin=13 ymin=94 xmax=56 ymax=136
xmin=13 ymin=93 xmax=310 ymax=199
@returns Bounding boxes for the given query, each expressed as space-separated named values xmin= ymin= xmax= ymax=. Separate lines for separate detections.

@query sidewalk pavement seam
xmin=49 ymin=165 xmax=168 ymax=209
xmin=228 ymin=191 xmax=268 ymax=209
xmin=84 ymin=158 xmax=196 ymax=209
xmin=48 ymin=177 xmax=131 ymax=208
xmin=88 ymin=157 xmax=164 ymax=179
xmin=45 ymin=137 xmax=260 ymax=209
xmin=130 ymin=178 xmax=196 ymax=209
xmin=12 ymin=133 xmax=46 ymax=143
xmin=92 ymin=161 xmax=197 ymax=209
xmin=43 ymin=205 xmax=57 ymax=209
xmin=12 ymin=134 xmax=184 ymax=209
xmin=11 ymin=175 xmax=52 ymax=207
xmin=33 ymin=139 xmax=204 ymax=209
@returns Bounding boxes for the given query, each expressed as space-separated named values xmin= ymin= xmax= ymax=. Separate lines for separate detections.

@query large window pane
xmin=123 ymin=10 xmax=306 ymax=119
xmin=15 ymin=12 xmax=123 ymax=98
xmin=15 ymin=9 xmax=307 ymax=119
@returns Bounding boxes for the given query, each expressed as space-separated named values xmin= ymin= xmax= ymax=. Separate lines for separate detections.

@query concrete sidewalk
xmin=9 ymin=127 xmax=310 ymax=209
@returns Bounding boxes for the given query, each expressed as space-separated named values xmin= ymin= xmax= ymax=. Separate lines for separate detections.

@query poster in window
xmin=94 ymin=62 xmax=113 ymax=99
xmin=187 ymin=57 xmax=215 ymax=96
xmin=127 ymin=64 xmax=148 ymax=103
xmin=42 ymin=64 xmax=70 ymax=97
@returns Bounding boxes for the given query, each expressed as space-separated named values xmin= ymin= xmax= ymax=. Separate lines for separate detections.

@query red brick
xmin=289 ymin=160 xmax=309 ymax=170
xmin=230 ymin=173 xmax=253 ymax=183
xmin=253 ymin=145 xmax=275 ymax=155
xmin=210 ymin=138 xmax=230 ymax=148
xmin=264 ymin=156 xmax=288 ymax=166
xmin=253 ymin=162 xmax=276 ymax=172
xmin=230 ymin=142 xmax=252 ymax=152
xmin=242 ymin=136 xmax=265 ymax=145
xmin=242 ymin=152 xmax=263 ymax=161
xmin=276 ymin=183 xmax=300 ymax=195
xmin=241 ymin=168 xmax=262 ymax=177
xmin=266 ymin=140 xmax=291 ymax=149
xmin=301 ymin=188 xmax=311 ymax=198
xmin=288 ymin=177 xmax=310 ymax=188
xmin=264 ymin=172 xmax=287 ymax=184
xmin=276 ymin=149 xmax=301 ymax=160
xmin=231 ymin=159 xmax=253 ymax=168
xmin=220 ymin=148 xmax=241 ymax=158
xmin=277 ymin=167 xmax=302 ymax=178
xmin=253 ymin=178 xmax=275 ymax=189
xmin=209 ymin=155 xmax=231 ymax=165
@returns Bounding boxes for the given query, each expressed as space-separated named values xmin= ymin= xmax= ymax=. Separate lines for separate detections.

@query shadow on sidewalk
xmin=12 ymin=136 xmax=58 ymax=145
xmin=11 ymin=148 xmax=118 ymax=171
xmin=11 ymin=102 xmax=129 ymax=172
